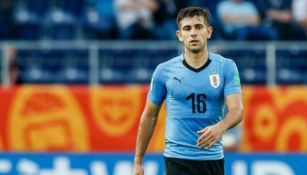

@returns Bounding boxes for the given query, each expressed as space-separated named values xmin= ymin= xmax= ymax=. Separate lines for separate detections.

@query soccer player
xmin=133 ymin=7 xmax=243 ymax=175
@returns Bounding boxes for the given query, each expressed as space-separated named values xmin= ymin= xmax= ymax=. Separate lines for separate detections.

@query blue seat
xmin=76 ymin=50 xmax=90 ymax=66
xmin=202 ymin=0 xmax=220 ymax=20
xmin=276 ymin=68 xmax=304 ymax=84
xmin=60 ymin=0 xmax=85 ymax=17
xmin=128 ymin=68 xmax=152 ymax=84
xmin=82 ymin=9 xmax=116 ymax=39
xmin=218 ymin=50 xmax=245 ymax=59
xmin=108 ymin=50 xmax=135 ymax=70
xmin=241 ymin=67 xmax=266 ymax=84
xmin=0 ymin=11 xmax=13 ymax=39
xmin=82 ymin=0 xmax=116 ymax=39
xmin=276 ymin=50 xmax=291 ymax=58
xmin=99 ymin=68 xmax=129 ymax=84
xmin=44 ymin=9 xmax=78 ymax=40
xmin=14 ymin=9 xmax=42 ymax=40
xmin=22 ymin=68 xmax=54 ymax=84
xmin=55 ymin=68 xmax=89 ymax=84
xmin=287 ymin=47 xmax=307 ymax=57
xmin=0 ymin=51 xmax=2 ymax=81
xmin=303 ymin=71 xmax=307 ymax=84
xmin=26 ymin=0 xmax=52 ymax=16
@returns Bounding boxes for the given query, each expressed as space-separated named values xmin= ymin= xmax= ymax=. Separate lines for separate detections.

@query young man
xmin=133 ymin=7 xmax=243 ymax=175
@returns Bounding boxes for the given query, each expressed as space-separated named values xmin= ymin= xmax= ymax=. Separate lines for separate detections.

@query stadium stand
xmin=0 ymin=0 xmax=306 ymax=86
xmin=1 ymin=41 xmax=306 ymax=86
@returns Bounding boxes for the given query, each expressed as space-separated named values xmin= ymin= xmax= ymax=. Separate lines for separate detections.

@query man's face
xmin=177 ymin=16 xmax=212 ymax=53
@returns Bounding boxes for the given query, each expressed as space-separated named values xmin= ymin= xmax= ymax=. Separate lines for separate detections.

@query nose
xmin=190 ymin=27 xmax=197 ymax=37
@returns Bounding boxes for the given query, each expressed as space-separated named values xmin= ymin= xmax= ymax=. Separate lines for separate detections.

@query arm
xmin=218 ymin=2 xmax=260 ymax=26
xmin=117 ymin=0 xmax=158 ymax=11
xmin=219 ymin=94 xmax=244 ymax=131
xmin=197 ymin=94 xmax=244 ymax=148
xmin=222 ymin=15 xmax=260 ymax=26
xmin=267 ymin=9 xmax=292 ymax=23
xmin=133 ymin=100 xmax=162 ymax=175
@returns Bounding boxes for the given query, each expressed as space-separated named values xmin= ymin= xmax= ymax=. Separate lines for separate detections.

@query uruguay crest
xmin=209 ymin=74 xmax=220 ymax=88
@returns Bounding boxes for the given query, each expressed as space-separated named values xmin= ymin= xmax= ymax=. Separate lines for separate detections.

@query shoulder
xmin=151 ymin=55 xmax=182 ymax=82
xmin=209 ymin=52 xmax=238 ymax=72
xmin=209 ymin=52 xmax=235 ymax=65
xmin=155 ymin=54 xmax=183 ymax=72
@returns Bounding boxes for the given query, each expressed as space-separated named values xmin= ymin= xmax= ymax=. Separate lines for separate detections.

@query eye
xmin=195 ymin=25 xmax=203 ymax=30
xmin=183 ymin=26 xmax=190 ymax=31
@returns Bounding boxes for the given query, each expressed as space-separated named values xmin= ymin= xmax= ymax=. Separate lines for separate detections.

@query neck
xmin=184 ymin=48 xmax=208 ymax=69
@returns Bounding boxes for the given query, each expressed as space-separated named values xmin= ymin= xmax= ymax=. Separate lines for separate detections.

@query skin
xmin=267 ymin=9 xmax=292 ymax=23
xmin=133 ymin=15 xmax=244 ymax=175
xmin=176 ymin=15 xmax=212 ymax=68
xmin=118 ymin=0 xmax=158 ymax=11
xmin=133 ymin=100 xmax=161 ymax=175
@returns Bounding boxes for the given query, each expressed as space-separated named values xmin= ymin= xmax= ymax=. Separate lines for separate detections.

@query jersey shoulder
xmin=156 ymin=54 xmax=183 ymax=71
xmin=209 ymin=52 xmax=235 ymax=64
xmin=151 ymin=55 xmax=183 ymax=82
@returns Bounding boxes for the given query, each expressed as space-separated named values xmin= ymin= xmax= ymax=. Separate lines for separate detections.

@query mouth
xmin=190 ymin=40 xmax=199 ymax=43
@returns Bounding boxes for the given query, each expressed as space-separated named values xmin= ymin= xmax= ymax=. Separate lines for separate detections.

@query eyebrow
xmin=182 ymin=23 xmax=205 ymax=28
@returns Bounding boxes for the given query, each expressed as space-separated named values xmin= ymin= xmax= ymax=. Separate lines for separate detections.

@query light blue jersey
xmin=148 ymin=52 xmax=242 ymax=160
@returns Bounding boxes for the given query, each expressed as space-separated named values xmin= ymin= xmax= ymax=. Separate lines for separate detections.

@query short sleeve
xmin=223 ymin=59 xmax=242 ymax=97
xmin=148 ymin=65 xmax=166 ymax=105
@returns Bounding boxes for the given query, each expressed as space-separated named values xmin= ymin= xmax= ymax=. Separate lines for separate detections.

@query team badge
xmin=209 ymin=74 xmax=220 ymax=88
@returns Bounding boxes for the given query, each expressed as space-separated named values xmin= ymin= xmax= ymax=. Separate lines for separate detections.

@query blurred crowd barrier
xmin=1 ymin=41 xmax=307 ymax=86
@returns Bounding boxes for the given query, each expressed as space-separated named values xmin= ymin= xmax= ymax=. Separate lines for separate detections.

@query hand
xmin=197 ymin=123 xmax=226 ymax=148
xmin=133 ymin=163 xmax=144 ymax=175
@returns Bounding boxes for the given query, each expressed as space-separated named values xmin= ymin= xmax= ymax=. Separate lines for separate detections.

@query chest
xmin=166 ymin=68 xmax=224 ymax=101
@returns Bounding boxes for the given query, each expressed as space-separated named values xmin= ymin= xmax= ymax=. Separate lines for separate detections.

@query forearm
xmin=243 ymin=16 xmax=260 ymax=26
xmin=218 ymin=106 xmax=243 ymax=133
xmin=196 ymin=102 xmax=243 ymax=148
xmin=119 ymin=1 xmax=157 ymax=11
xmin=223 ymin=15 xmax=259 ymax=26
xmin=268 ymin=10 xmax=292 ymax=23
xmin=299 ymin=19 xmax=307 ymax=26
xmin=134 ymin=112 xmax=158 ymax=164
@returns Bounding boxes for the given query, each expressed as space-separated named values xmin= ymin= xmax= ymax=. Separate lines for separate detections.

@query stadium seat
xmin=0 ymin=11 xmax=13 ymax=40
xmin=21 ymin=68 xmax=54 ymax=83
xmin=82 ymin=9 xmax=116 ymax=39
xmin=241 ymin=67 xmax=266 ymax=84
xmin=99 ymin=68 xmax=129 ymax=84
xmin=128 ymin=68 xmax=152 ymax=84
xmin=44 ymin=9 xmax=78 ymax=40
xmin=82 ymin=0 xmax=116 ymax=39
xmin=60 ymin=0 xmax=85 ymax=17
xmin=303 ymin=70 xmax=307 ymax=84
xmin=26 ymin=0 xmax=52 ymax=16
xmin=55 ymin=68 xmax=89 ymax=84
xmin=276 ymin=68 xmax=304 ymax=84
xmin=0 ymin=52 xmax=2 ymax=82
xmin=14 ymin=9 xmax=42 ymax=40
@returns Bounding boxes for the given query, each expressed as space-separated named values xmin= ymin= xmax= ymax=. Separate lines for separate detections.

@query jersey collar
xmin=182 ymin=54 xmax=211 ymax=73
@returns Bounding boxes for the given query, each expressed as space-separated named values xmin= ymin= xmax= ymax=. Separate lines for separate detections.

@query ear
xmin=176 ymin=30 xmax=183 ymax=42
xmin=207 ymin=26 xmax=213 ymax=39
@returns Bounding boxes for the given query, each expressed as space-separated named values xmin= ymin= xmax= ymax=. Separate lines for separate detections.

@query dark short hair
xmin=176 ymin=7 xmax=211 ymax=28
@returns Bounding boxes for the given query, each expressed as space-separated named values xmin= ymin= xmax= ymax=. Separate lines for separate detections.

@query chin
xmin=190 ymin=48 xmax=201 ymax=53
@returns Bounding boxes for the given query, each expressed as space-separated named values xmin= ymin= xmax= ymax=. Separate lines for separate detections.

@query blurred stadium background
xmin=0 ymin=0 xmax=307 ymax=175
